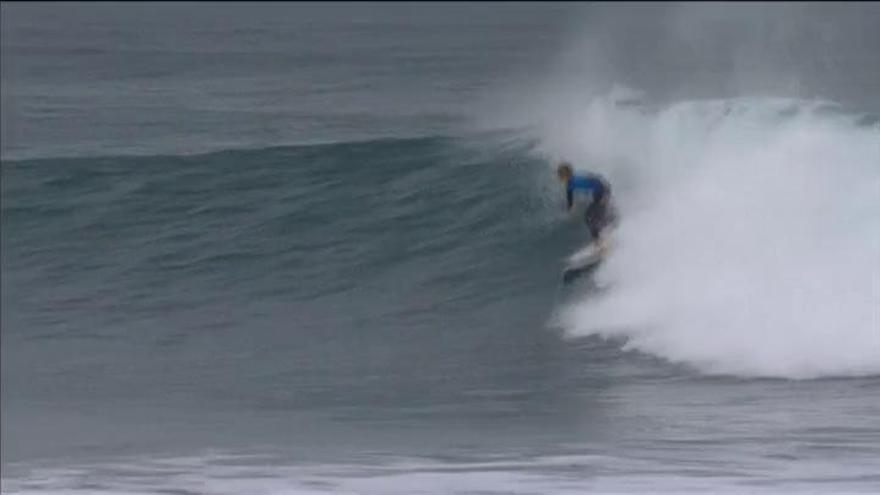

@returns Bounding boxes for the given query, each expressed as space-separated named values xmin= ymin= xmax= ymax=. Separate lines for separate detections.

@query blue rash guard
xmin=566 ymin=174 xmax=609 ymax=209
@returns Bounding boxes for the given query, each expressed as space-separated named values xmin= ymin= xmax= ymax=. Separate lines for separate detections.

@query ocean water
xmin=2 ymin=3 xmax=880 ymax=494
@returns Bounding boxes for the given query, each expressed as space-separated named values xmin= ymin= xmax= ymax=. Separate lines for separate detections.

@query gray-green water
xmin=3 ymin=3 xmax=879 ymax=493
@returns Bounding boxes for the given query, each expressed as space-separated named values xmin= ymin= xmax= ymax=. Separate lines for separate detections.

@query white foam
xmin=548 ymin=94 xmax=880 ymax=379
xmin=4 ymin=451 xmax=878 ymax=494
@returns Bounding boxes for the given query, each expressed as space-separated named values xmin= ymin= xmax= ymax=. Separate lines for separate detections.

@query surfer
xmin=556 ymin=162 xmax=616 ymax=254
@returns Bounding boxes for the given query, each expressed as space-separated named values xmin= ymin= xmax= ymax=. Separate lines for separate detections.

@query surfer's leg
xmin=597 ymin=233 xmax=610 ymax=256
xmin=584 ymin=201 xmax=605 ymax=242
xmin=605 ymin=199 xmax=619 ymax=229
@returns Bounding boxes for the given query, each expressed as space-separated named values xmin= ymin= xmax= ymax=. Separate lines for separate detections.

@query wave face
xmin=548 ymin=93 xmax=880 ymax=379
xmin=1 ymin=134 xmax=556 ymax=343
xmin=1 ymin=133 xmax=577 ymax=419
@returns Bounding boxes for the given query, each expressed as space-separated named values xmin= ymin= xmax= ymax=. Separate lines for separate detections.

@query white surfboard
xmin=567 ymin=242 xmax=603 ymax=266
xmin=562 ymin=241 xmax=608 ymax=284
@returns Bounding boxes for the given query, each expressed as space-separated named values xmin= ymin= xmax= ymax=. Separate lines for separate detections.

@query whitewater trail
xmin=547 ymin=94 xmax=880 ymax=379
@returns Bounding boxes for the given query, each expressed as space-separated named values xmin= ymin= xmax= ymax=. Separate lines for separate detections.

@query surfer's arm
xmin=565 ymin=187 xmax=573 ymax=210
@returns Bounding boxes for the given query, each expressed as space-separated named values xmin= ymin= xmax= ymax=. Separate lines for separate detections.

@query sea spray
xmin=551 ymin=95 xmax=880 ymax=379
